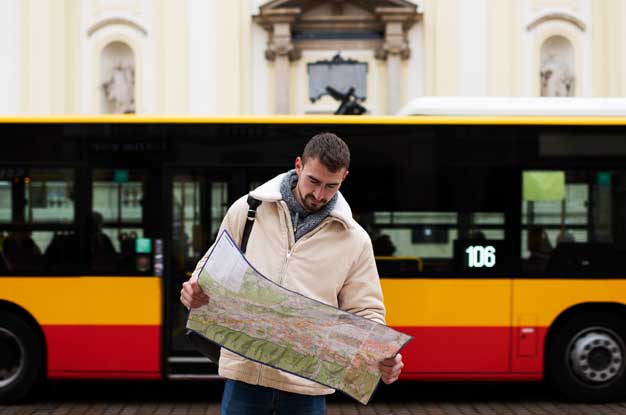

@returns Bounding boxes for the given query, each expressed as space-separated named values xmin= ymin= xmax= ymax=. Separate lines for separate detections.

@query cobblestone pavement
xmin=2 ymin=380 xmax=626 ymax=415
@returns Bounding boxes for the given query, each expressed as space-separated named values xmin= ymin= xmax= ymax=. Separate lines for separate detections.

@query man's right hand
xmin=180 ymin=277 xmax=210 ymax=309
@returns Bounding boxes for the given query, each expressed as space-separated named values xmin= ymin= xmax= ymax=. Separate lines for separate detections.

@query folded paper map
xmin=186 ymin=230 xmax=412 ymax=404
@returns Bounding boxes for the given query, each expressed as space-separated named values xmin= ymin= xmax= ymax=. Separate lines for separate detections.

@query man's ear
xmin=295 ymin=156 xmax=303 ymax=175
xmin=342 ymin=170 xmax=349 ymax=181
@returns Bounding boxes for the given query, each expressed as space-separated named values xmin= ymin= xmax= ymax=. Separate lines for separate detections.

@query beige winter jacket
xmin=191 ymin=172 xmax=386 ymax=396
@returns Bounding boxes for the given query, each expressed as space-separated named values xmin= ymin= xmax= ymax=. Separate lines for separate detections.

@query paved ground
xmin=2 ymin=380 xmax=626 ymax=415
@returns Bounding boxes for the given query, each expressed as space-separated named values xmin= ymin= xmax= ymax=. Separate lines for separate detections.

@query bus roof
xmin=397 ymin=97 xmax=626 ymax=116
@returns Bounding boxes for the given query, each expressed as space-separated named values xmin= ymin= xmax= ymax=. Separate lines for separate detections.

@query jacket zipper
xmin=277 ymin=202 xmax=335 ymax=285
xmin=278 ymin=202 xmax=296 ymax=286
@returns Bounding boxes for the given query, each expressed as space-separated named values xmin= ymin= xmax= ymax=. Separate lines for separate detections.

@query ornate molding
xmin=254 ymin=1 xmax=420 ymax=61
xmin=265 ymin=41 xmax=302 ymax=62
xmin=375 ymin=6 xmax=421 ymax=30
xmin=253 ymin=8 xmax=301 ymax=62
xmin=374 ymin=7 xmax=418 ymax=60
xmin=252 ymin=7 xmax=301 ymax=31
xmin=375 ymin=42 xmax=410 ymax=60
xmin=87 ymin=17 xmax=148 ymax=37
xmin=526 ymin=12 xmax=587 ymax=32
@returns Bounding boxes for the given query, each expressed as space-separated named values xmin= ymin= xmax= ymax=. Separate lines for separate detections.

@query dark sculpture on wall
xmin=326 ymin=86 xmax=366 ymax=115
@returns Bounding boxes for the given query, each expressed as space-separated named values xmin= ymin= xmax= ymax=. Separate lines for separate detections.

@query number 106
xmin=465 ymin=246 xmax=496 ymax=268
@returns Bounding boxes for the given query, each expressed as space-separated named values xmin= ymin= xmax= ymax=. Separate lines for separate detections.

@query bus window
xmin=0 ymin=180 xmax=10 ymax=222
xmin=0 ymin=168 xmax=77 ymax=273
xmin=172 ymin=177 xmax=228 ymax=269
xmin=0 ymin=168 xmax=74 ymax=225
xmin=91 ymin=169 xmax=149 ymax=274
xmin=521 ymin=170 xmax=626 ymax=275
xmin=357 ymin=211 xmax=506 ymax=276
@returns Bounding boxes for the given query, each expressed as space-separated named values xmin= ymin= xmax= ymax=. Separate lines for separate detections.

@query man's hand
xmin=379 ymin=353 xmax=403 ymax=384
xmin=180 ymin=277 xmax=210 ymax=309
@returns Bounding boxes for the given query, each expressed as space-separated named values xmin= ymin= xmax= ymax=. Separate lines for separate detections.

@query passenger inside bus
xmin=525 ymin=226 xmax=553 ymax=273
xmin=2 ymin=230 xmax=42 ymax=271
xmin=44 ymin=231 xmax=80 ymax=272
xmin=556 ymin=227 xmax=576 ymax=244
xmin=373 ymin=234 xmax=396 ymax=256
xmin=117 ymin=230 xmax=137 ymax=271
xmin=90 ymin=211 xmax=117 ymax=272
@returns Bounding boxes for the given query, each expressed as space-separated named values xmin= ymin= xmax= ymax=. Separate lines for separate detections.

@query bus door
xmin=164 ymin=169 xmax=231 ymax=377
xmin=164 ymin=168 xmax=280 ymax=377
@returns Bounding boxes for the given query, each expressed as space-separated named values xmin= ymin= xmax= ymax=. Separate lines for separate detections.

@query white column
xmin=387 ymin=53 xmax=401 ymax=114
xmin=621 ymin=0 xmax=626 ymax=96
xmin=0 ymin=0 xmax=21 ymax=114
xmin=406 ymin=22 xmax=425 ymax=103
xmin=142 ymin=0 xmax=155 ymax=114
xmin=79 ymin=0 xmax=90 ymax=113
xmin=520 ymin=0 xmax=533 ymax=96
xmin=50 ymin=2 xmax=66 ymax=114
xmin=275 ymin=56 xmax=290 ymax=114
xmin=269 ymin=22 xmax=295 ymax=114
xmin=188 ymin=0 xmax=216 ymax=114
xmin=162 ymin=0 xmax=188 ymax=113
xmin=581 ymin=0 xmax=593 ymax=97
xmin=377 ymin=20 xmax=411 ymax=114
xmin=24 ymin=0 xmax=53 ymax=114
xmin=251 ymin=18 xmax=270 ymax=114
xmin=457 ymin=0 xmax=487 ymax=96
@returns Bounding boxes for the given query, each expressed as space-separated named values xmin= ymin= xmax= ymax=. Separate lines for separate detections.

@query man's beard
xmin=303 ymin=193 xmax=327 ymax=212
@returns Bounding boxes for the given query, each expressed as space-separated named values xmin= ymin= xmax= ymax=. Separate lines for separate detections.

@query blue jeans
xmin=220 ymin=379 xmax=326 ymax=415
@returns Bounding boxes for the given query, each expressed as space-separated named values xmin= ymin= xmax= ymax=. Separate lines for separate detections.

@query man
xmin=181 ymin=132 xmax=403 ymax=414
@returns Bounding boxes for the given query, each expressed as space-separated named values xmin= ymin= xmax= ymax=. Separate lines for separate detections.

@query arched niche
xmin=100 ymin=41 xmax=136 ymax=113
xmin=540 ymin=35 xmax=575 ymax=97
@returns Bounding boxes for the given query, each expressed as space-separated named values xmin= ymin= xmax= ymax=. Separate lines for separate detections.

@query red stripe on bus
xmin=393 ymin=326 xmax=548 ymax=375
xmin=49 ymin=371 xmax=161 ymax=380
xmin=400 ymin=373 xmax=543 ymax=381
xmin=43 ymin=325 xmax=161 ymax=375
xmin=393 ymin=326 xmax=511 ymax=373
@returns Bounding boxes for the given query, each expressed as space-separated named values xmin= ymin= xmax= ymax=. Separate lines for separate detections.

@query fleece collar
xmin=249 ymin=172 xmax=356 ymax=230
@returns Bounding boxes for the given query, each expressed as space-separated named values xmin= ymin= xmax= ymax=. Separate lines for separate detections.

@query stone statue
xmin=102 ymin=61 xmax=135 ymax=114
xmin=540 ymin=53 xmax=575 ymax=97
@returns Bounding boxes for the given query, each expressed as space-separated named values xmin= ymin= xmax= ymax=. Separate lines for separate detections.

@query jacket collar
xmin=249 ymin=172 xmax=355 ymax=229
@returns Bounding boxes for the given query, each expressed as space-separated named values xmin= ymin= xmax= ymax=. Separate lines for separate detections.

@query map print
xmin=186 ymin=230 xmax=412 ymax=405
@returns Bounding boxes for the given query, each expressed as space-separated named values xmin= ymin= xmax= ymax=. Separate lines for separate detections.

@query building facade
xmin=1 ymin=0 xmax=625 ymax=115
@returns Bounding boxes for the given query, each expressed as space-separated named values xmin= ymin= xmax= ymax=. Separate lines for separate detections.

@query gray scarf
xmin=280 ymin=170 xmax=337 ymax=241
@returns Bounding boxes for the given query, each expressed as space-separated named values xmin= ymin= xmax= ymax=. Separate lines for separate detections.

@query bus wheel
xmin=547 ymin=312 xmax=626 ymax=402
xmin=0 ymin=312 xmax=43 ymax=404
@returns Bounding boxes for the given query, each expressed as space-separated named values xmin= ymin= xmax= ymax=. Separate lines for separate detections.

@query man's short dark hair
xmin=302 ymin=132 xmax=350 ymax=172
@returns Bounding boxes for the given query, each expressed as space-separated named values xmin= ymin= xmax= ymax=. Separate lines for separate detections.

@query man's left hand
xmin=379 ymin=353 xmax=404 ymax=384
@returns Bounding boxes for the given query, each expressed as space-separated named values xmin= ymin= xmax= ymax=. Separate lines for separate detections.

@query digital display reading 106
xmin=465 ymin=245 xmax=496 ymax=268
xmin=454 ymin=240 xmax=507 ymax=274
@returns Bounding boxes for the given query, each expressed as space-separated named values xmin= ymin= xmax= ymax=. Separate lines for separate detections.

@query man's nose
xmin=313 ymin=187 xmax=324 ymax=200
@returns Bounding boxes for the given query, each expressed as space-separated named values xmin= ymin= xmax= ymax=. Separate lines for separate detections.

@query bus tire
xmin=547 ymin=311 xmax=626 ymax=402
xmin=0 ymin=311 xmax=43 ymax=404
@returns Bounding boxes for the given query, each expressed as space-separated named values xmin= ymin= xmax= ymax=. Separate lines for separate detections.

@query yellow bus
xmin=1 ymin=113 xmax=626 ymax=402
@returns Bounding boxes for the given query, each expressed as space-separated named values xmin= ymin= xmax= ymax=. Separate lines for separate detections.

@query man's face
xmin=294 ymin=156 xmax=348 ymax=212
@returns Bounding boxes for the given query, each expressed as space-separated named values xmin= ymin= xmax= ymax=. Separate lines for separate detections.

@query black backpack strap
xmin=241 ymin=196 xmax=262 ymax=253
